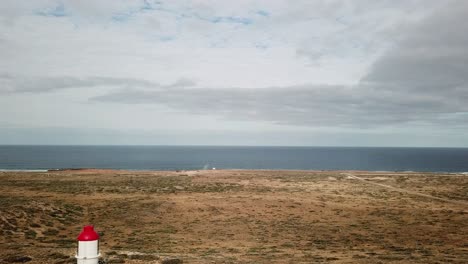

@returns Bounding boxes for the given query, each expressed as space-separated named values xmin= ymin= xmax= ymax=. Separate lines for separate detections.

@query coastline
xmin=1 ymin=167 xmax=468 ymax=174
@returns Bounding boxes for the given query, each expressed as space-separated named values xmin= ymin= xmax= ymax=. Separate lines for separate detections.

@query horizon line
xmin=1 ymin=144 xmax=467 ymax=149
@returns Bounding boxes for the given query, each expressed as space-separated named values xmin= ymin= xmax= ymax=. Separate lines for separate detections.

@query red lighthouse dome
xmin=77 ymin=225 xmax=100 ymax=241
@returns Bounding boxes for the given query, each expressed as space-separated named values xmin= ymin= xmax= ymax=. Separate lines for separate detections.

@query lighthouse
xmin=76 ymin=225 xmax=100 ymax=264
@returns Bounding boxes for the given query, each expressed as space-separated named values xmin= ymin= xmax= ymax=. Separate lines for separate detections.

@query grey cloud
xmin=91 ymin=83 xmax=468 ymax=128
xmin=0 ymin=74 xmax=183 ymax=93
xmin=363 ymin=1 xmax=468 ymax=90
xmin=357 ymin=0 xmax=468 ymax=127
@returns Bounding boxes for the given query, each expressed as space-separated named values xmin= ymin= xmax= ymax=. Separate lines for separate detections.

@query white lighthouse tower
xmin=76 ymin=225 xmax=100 ymax=264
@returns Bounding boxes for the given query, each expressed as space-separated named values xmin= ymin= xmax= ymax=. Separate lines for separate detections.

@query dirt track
xmin=342 ymin=173 xmax=468 ymax=206
xmin=0 ymin=170 xmax=467 ymax=263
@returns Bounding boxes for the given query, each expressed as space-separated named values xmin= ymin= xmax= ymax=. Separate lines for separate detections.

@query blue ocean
xmin=0 ymin=145 xmax=468 ymax=172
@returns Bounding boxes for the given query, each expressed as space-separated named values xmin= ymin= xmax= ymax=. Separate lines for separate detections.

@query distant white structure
xmin=76 ymin=225 xmax=100 ymax=264
xmin=212 ymin=167 xmax=216 ymax=170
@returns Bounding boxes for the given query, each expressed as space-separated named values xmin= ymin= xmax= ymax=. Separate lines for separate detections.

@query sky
xmin=1 ymin=0 xmax=467 ymax=147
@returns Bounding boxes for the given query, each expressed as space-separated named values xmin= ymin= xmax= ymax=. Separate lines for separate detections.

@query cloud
xmin=90 ymin=1 xmax=468 ymax=129
xmin=35 ymin=3 xmax=68 ymax=17
xmin=0 ymin=73 xmax=164 ymax=93
xmin=292 ymin=0 xmax=443 ymax=64
xmin=90 ymin=82 xmax=468 ymax=129
xmin=363 ymin=1 xmax=468 ymax=90
xmin=360 ymin=0 xmax=468 ymax=121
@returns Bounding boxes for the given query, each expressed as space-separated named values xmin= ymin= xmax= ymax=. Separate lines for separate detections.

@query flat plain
xmin=0 ymin=169 xmax=467 ymax=263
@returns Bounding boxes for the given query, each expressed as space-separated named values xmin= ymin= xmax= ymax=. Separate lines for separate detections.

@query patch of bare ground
xmin=0 ymin=170 xmax=467 ymax=263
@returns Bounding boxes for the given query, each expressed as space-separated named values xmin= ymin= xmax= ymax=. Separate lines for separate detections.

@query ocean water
xmin=0 ymin=145 xmax=468 ymax=172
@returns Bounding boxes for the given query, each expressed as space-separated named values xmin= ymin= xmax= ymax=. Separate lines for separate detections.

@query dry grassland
xmin=0 ymin=170 xmax=467 ymax=263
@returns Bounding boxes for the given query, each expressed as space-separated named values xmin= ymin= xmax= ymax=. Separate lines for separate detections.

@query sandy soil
xmin=0 ymin=169 xmax=467 ymax=263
